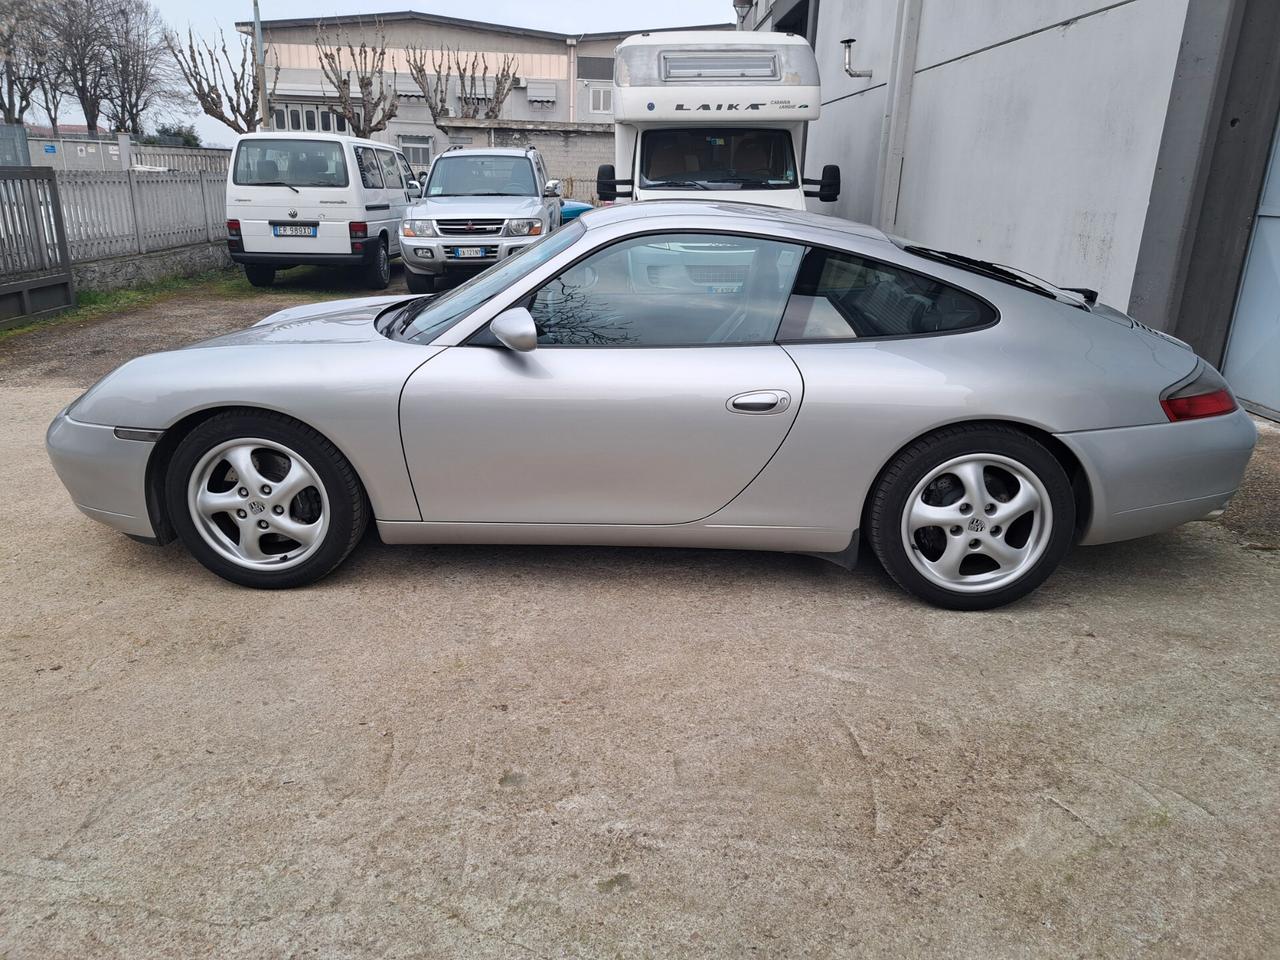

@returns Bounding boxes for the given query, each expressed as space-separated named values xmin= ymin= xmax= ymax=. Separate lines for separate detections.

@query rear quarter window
xmin=779 ymin=246 xmax=996 ymax=341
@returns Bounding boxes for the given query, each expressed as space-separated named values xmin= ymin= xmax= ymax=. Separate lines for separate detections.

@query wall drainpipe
xmin=876 ymin=0 xmax=923 ymax=231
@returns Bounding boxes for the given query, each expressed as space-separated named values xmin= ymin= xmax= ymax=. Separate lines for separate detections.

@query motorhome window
xmin=660 ymin=52 xmax=779 ymax=81
xmin=425 ymin=155 xmax=537 ymax=197
xmin=354 ymin=146 xmax=384 ymax=189
xmin=232 ymin=139 xmax=350 ymax=187
xmin=639 ymin=129 xmax=798 ymax=190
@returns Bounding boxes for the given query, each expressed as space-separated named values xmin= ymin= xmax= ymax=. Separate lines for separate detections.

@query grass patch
xmin=0 ymin=266 xmax=374 ymax=343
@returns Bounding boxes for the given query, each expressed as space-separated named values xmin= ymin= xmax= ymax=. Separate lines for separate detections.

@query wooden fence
xmin=0 ymin=167 xmax=74 ymax=327
xmin=56 ymin=170 xmax=227 ymax=262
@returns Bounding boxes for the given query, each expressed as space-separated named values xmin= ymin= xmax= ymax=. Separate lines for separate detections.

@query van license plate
xmin=273 ymin=225 xmax=316 ymax=237
xmin=454 ymin=246 xmax=485 ymax=258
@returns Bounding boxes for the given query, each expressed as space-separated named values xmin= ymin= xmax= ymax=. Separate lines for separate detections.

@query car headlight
xmin=401 ymin=219 xmax=435 ymax=238
xmin=507 ymin=219 xmax=542 ymax=237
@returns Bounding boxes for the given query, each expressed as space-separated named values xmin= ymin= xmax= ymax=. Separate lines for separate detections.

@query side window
xmin=779 ymin=247 xmax=996 ymax=340
xmin=396 ymin=153 xmax=416 ymax=188
xmin=377 ymin=149 xmax=403 ymax=189
xmin=525 ymin=233 xmax=802 ymax=347
xmin=354 ymin=146 xmax=384 ymax=189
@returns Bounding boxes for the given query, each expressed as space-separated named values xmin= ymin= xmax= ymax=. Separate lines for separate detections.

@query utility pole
xmin=253 ymin=0 xmax=270 ymax=129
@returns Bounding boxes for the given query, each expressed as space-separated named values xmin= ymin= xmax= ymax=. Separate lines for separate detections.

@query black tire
xmin=406 ymin=270 xmax=435 ymax=294
xmin=244 ymin=264 xmax=275 ymax=288
xmin=867 ymin=424 xmax=1076 ymax=610
xmin=165 ymin=410 xmax=368 ymax=589
xmin=362 ymin=240 xmax=390 ymax=290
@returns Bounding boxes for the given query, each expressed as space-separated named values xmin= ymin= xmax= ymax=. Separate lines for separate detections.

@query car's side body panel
xmin=65 ymin=300 xmax=438 ymax=524
xmin=400 ymin=344 xmax=803 ymax=524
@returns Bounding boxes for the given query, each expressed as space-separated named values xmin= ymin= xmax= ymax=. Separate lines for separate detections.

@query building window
xmin=304 ymin=109 xmax=316 ymax=131
xmin=272 ymin=109 xmax=286 ymax=130
xmin=321 ymin=111 xmax=331 ymax=131
xmin=336 ymin=113 xmax=347 ymax=132
xmin=589 ymin=86 xmax=612 ymax=114
xmin=288 ymin=109 xmax=301 ymax=130
xmin=400 ymin=136 xmax=434 ymax=171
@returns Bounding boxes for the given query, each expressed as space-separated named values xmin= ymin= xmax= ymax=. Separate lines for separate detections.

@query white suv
xmin=400 ymin=146 xmax=562 ymax=293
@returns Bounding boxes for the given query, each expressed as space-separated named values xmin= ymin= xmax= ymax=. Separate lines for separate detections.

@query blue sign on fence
xmin=44 ymin=144 xmax=57 ymax=154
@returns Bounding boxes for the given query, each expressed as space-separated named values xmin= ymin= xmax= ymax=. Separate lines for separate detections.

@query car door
xmin=399 ymin=231 xmax=805 ymax=525
xmin=376 ymin=148 xmax=409 ymax=254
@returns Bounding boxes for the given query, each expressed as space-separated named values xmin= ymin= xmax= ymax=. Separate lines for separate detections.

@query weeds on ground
xmin=0 ymin=267 xmax=372 ymax=343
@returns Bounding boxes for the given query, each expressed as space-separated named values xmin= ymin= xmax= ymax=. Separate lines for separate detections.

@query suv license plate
xmin=454 ymin=246 xmax=485 ymax=258
xmin=273 ymin=225 xmax=316 ymax=237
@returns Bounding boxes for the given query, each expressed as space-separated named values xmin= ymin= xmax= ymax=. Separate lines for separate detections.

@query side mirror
xmin=818 ymin=165 xmax=841 ymax=202
xmin=407 ymin=179 xmax=421 ymax=194
xmin=543 ymin=179 xmax=562 ymax=198
xmin=597 ymin=163 xmax=617 ymax=202
xmin=489 ymin=307 xmax=538 ymax=352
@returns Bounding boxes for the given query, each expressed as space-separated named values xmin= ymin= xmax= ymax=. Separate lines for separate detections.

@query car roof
xmin=576 ymin=200 xmax=890 ymax=245
xmin=434 ymin=148 xmax=536 ymax=159
xmin=234 ymin=131 xmax=396 ymax=150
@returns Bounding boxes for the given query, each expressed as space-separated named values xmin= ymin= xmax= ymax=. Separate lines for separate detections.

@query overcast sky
xmin=94 ymin=0 xmax=732 ymax=146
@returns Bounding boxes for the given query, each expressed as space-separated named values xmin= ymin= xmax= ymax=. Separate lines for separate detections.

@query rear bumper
xmin=46 ymin=409 xmax=157 ymax=539
xmin=1056 ymin=408 xmax=1258 ymax=545
xmin=401 ymin=236 xmax=536 ymax=276
xmin=231 ymin=249 xmax=373 ymax=267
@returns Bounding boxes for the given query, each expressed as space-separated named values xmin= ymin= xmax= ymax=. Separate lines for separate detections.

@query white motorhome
xmin=225 ymin=132 xmax=420 ymax=289
xmin=598 ymin=31 xmax=839 ymax=210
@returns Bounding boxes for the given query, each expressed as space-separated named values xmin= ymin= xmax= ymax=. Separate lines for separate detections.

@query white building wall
xmin=806 ymin=0 xmax=1190 ymax=307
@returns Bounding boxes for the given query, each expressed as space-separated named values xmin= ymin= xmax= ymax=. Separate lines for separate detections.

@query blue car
xmin=560 ymin=199 xmax=593 ymax=222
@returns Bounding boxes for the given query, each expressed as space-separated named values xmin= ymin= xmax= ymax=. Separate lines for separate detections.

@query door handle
xmin=728 ymin=390 xmax=790 ymax=414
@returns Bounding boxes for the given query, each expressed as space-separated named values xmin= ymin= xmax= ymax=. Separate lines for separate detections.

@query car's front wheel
xmin=165 ymin=410 xmax=367 ymax=588
xmin=868 ymin=425 xmax=1075 ymax=610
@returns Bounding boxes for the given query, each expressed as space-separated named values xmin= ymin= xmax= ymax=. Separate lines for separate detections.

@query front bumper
xmin=400 ymin=235 xmax=537 ymax=276
xmin=1056 ymin=407 xmax=1258 ymax=545
xmin=46 ymin=409 xmax=157 ymax=539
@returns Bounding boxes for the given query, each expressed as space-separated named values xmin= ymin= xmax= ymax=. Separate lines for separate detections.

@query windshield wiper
xmin=644 ymin=178 xmax=711 ymax=191
xmin=253 ymin=180 xmax=300 ymax=194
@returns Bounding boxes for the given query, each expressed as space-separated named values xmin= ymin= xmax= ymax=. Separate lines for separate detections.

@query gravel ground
xmin=1 ymin=274 xmax=1277 ymax=959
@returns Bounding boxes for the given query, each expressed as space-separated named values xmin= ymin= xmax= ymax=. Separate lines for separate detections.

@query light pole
xmin=253 ymin=0 xmax=270 ymax=129
xmin=733 ymin=0 xmax=753 ymax=30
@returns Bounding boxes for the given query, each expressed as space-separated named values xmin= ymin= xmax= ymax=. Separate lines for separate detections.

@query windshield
xmin=232 ymin=139 xmax=349 ymax=187
xmin=425 ymin=155 xmax=537 ymax=197
xmin=639 ymin=128 xmax=798 ymax=191
xmin=390 ymin=220 xmax=586 ymax=342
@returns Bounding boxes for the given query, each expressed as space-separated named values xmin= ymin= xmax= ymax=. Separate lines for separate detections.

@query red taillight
xmin=349 ymin=221 xmax=368 ymax=239
xmin=1160 ymin=363 xmax=1237 ymax=421
xmin=226 ymin=219 xmax=240 ymax=237
xmin=1161 ymin=388 xmax=1236 ymax=421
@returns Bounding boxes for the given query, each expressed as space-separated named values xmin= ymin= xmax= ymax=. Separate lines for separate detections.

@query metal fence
xmin=0 ymin=167 xmax=74 ymax=327
xmin=27 ymin=136 xmax=231 ymax=174
xmin=57 ymin=170 xmax=227 ymax=261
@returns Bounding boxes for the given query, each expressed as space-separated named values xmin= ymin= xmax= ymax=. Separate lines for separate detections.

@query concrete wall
xmin=72 ymin=242 xmax=232 ymax=293
xmin=800 ymin=0 xmax=1190 ymax=308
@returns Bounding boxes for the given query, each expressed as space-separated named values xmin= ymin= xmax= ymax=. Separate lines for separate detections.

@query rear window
xmin=232 ymin=139 xmax=348 ymax=187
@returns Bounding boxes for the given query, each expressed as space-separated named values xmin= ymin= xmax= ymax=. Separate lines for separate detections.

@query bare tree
xmin=104 ymin=0 xmax=184 ymax=135
xmin=0 ymin=0 xmax=40 ymax=125
xmin=404 ymin=44 xmax=451 ymax=123
xmin=167 ymin=27 xmax=278 ymax=134
xmin=53 ymin=0 xmax=111 ymax=134
xmin=483 ymin=52 xmax=517 ymax=121
xmin=29 ymin=4 xmax=69 ymax=133
xmin=314 ymin=19 xmax=398 ymax=138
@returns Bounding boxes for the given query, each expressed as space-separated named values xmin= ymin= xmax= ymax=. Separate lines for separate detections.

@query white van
xmin=598 ymin=31 xmax=840 ymax=211
xmin=225 ymin=132 xmax=420 ymax=289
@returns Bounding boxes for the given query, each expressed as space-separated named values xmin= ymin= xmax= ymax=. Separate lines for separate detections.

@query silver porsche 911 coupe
xmin=47 ymin=202 xmax=1257 ymax=609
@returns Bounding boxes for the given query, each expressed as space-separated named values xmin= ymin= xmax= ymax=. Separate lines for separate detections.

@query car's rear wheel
xmin=165 ymin=411 xmax=367 ymax=588
xmin=406 ymin=270 xmax=435 ymax=294
xmin=868 ymin=425 xmax=1075 ymax=610
xmin=361 ymin=240 xmax=390 ymax=290
xmin=244 ymin=265 xmax=275 ymax=288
